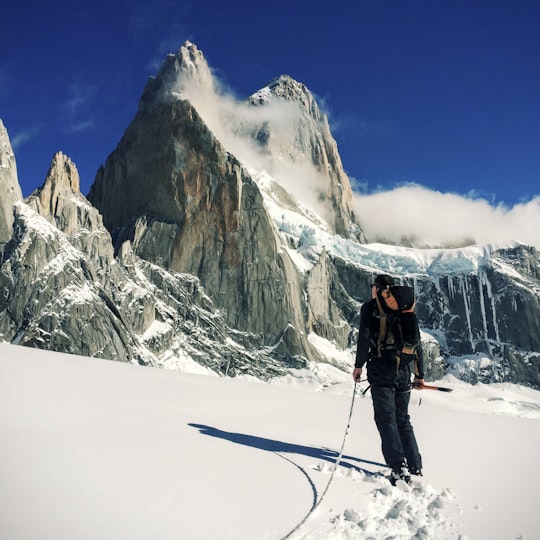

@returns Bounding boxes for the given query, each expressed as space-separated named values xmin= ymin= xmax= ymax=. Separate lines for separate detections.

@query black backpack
xmin=372 ymin=285 xmax=419 ymax=363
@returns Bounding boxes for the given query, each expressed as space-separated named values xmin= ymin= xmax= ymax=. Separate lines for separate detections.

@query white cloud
xmin=61 ymin=84 xmax=97 ymax=134
xmin=68 ymin=119 xmax=96 ymax=134
xmin=171 ymin=65 xmax=332 ymax=222
xmin=163 ymin=51 xmax=540 ymax=252
xmin=62 ymin=84 xmax=95 ymax=115
xmin=353 ymin=184 xmax=540 ymax=250
xmin=11 ymin=125 xmax=41 ymax=150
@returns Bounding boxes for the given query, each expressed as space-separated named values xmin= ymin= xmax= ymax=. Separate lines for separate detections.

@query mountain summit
xmin=136 ymin=42 xmax=363 ymax=242
xmin=140 ymin=41 xmax=215 ymax=105
xmin=88 ymin=42 xmax=329 ymax=365
xmin=247 ymin=74 xmax=363 ymax=241
xmin=87 ymin=42 xmax=368 ymax=365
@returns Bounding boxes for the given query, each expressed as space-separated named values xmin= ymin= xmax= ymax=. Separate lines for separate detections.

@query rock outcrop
xmin=247 ymin=74 xmax=364 ymax=242
xmin=88 ymin=43 xmax=324 ymax=365
xmin=0 ymin=120 xmax=23 ymax=245
xmin=1 ymin=152 xmax=139 ymax=360
xmin=1 ymin=150 xmax=289 ymax=377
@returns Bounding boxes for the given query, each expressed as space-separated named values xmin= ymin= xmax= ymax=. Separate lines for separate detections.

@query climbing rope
xmin=280 ymin=381 xmax=359 ymax=540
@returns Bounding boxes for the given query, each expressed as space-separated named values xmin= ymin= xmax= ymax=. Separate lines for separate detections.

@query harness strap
xmin=375 ymin=295 xmax=387 ymax=358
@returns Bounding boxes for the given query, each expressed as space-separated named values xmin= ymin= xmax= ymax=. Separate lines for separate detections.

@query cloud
xmin=62 ymin=83 xmax=95 ymax=113
xmin=11 ymin=125 xmax=41 ymax=150
xmin=67 ymin=119 xmax=96 ymax=134
xmin=353 ymin=184 xmax=540 ymax=250
xmin=170 ymin=63 xmax=332 ymax=222
xmin=61 ymin=83 xmax=97 ymax=134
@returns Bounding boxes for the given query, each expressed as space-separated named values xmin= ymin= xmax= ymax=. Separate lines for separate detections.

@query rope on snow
xmin=279 ymin=381 xmax=359 ymax=540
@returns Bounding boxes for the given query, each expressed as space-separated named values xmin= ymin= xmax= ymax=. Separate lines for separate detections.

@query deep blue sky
xmin=1 ymin=0 xmax=539 ymax=206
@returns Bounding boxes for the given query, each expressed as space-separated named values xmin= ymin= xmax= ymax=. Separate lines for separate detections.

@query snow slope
xmin=1 ymin=343 xmax=539 ymax=539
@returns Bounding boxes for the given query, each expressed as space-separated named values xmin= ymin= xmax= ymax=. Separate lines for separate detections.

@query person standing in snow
xmin=352 ymin=273 xmax=425 ymax=485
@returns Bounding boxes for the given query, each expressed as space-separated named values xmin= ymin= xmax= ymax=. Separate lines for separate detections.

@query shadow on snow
xmin=188 ymin=423 xmax=385 ymax=476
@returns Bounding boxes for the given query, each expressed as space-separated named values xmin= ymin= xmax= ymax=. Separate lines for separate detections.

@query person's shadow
xmin=188 ymin=423 xmax=385 ymax=475
xmin=188 ymin=423 xmax=387 ymax=514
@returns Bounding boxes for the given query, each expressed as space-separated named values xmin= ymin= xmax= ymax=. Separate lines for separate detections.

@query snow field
xmin=1 ymin=343 xmax=539 ymax=539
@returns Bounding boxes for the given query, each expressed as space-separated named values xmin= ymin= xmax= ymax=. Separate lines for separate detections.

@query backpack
xmin=372 ymin=285 xmax=419 ymax=365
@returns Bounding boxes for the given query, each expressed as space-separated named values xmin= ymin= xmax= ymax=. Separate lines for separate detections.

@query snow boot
xmin=389 ymin=463 xmax=411 ymax=486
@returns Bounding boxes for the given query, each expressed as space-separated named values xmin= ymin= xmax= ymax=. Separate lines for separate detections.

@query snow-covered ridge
xmin=15 ymin=201 xmax=73 ymax=245
xmin=258 ymin=182 xmax=523 ymax=277
xmin=327 ymin=239 xmax=523 ymax=277
xmin=248 ymin=162 xmax=523 ymax=278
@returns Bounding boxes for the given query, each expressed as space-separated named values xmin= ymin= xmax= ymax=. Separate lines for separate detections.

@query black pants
xmin=370 ymin=369 xmax=422 ymax=472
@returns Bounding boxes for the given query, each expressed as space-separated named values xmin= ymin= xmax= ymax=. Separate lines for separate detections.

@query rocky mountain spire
xmin=139 ymin=44 xmax=365 ymax=243
xmin=139 ymin=41 xmax=215 ymax=109
xmin=247 ymin=75 xmax=365 ymax=242
xmin=0 ymin=119 xmax=23 ymax=244
xmin=26 ymin=151 xmax=117 ymax=271
xmin=88 ymin=44 xmax=321 ymax=365
xmin=1 ymin=146 xmax=281 ymax=375
xmin=28 ymin=152 xmax=80 ymax=222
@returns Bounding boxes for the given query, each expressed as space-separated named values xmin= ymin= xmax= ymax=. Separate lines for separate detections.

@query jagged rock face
xmin=24 ymin=153 xmax=157 ymax=338
xmin=0 ymin=149 xmax=291 ymax=377
xmin=140 ymin=41 xmax=215 ymax=104
xmin=26 ymin=152 xmax=116 ymax=268
xmin=414 ymin=246 xmax=540 ymax=387
xmin=127 ymin=259 xmax=290 ymax=378
xmin=0 ymin=153 xmax=149 ymax=361
xmin=88 ymin=46 xmax=320 ymax=363
xmin=0 ymin=119 xmax=23 ymax=244
xmin=137 ymin=43 xmax=363 ymax=242
xmin=306 ymin=248 xmax=354 ymax=347
xmin=248 ymin=75 xmax=364 ymax=242
xmin=416 ymin=250 xmax=540 ymax=356
xmin=0 ymin=203 xmax=136 ymax=360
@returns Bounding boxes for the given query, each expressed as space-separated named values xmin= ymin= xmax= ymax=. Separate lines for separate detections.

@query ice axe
xmin=413 ymin=381 xmax=453 ymax=392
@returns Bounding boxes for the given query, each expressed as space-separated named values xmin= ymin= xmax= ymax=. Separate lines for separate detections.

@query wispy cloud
xmin=11 ymin=125 xmax=41 ymax=150
xmin=60 ymin=83 xmax=97 ymax=134
xmin=353 ymin=184 xmax=540 ymax=250
xmin=170 ymin=59 xmax=333 ymax=222
xmin=68 ymin=119 xmax=96 ymax=134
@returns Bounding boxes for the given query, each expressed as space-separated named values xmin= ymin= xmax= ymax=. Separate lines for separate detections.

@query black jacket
xmin=355 ymin=299 xmax=425 ymax=383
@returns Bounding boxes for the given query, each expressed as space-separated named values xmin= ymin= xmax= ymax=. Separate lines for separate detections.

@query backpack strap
xmin=375 ymin=292 xmax=404 ymax=373
xmin=374 ymin=295 xmax=389 ymax=358
xmin=374 ymin=295 xmax=385 ymax=357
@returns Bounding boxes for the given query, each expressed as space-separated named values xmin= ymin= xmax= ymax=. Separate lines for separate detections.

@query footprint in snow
xmin=324 ymin=477 xmax=464 ymax=540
